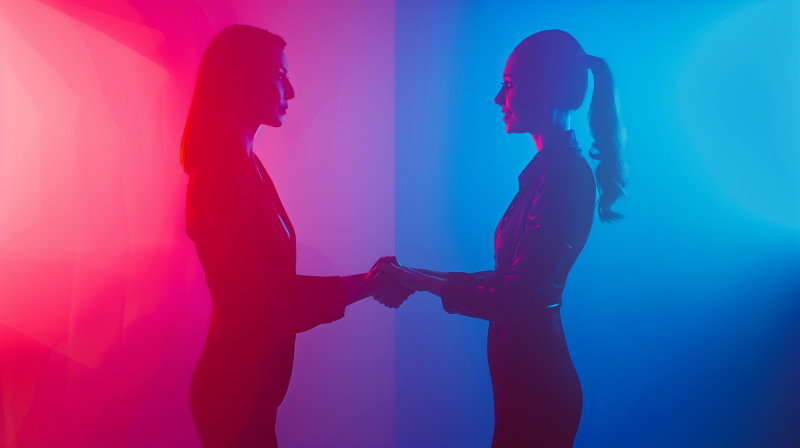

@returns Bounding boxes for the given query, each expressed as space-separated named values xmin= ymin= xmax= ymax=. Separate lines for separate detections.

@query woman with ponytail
xmin=378 ymin=30 xmax=627 ymax=447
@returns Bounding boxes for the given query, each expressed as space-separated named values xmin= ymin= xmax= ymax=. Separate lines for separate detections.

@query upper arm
xmin=526 ymin=160 xmax=593 ymax=238
xmin=439 ymin=161 xmax=594 ymax=324
xmin=189 ymin=168 xmax=276 ymax=327
xmin=189 ymin=166 xmax=252 ymax=244
xmin=500 ymin=162 xmax=594 ymax=304
xmin=190 ymin=167 xmax=345 ymax=337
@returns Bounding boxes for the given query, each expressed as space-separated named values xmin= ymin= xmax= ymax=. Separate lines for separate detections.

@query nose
xmin=285 ymin=79 xmax=296 ymax=101
xmin=494 ymin=86 xmax=504 ymax=106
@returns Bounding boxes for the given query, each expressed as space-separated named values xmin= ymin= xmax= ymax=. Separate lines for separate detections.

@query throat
xmin=532 ymin=111 xmax=571 ymax=151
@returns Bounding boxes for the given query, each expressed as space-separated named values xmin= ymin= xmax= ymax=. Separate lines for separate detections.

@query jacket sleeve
xmin=187 ymin=165 xmax=346 ymax=445
xmin=189 ymin=166 xmax=275 ymax=345
xmin=291 ymin=275 xmax=347 ymax=334
xmin=440 ymin=163 xmax=591 ymax=326
xmin=447 ymin=270 xmax=496 ymax=286
xmin=189 ymin=165 xmax=346 ymax=344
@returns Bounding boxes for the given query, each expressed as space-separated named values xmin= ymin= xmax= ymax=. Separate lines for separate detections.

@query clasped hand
xmin=367 ymin=256 xmax=439 ymax=309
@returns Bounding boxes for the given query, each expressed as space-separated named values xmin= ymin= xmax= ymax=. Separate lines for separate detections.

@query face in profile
xmin=494 ymin=50 xmax=545 ymax=134
xmin=249 ymin=43 xmax=296 ymax=128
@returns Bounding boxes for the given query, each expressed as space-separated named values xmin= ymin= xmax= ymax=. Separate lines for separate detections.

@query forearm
xmin=292 ymin=276 xmax=349 ymax=333
xmin=411 ymin=268 xmax=452 ymax=281
xmin=439 ymin=280 xmax=505 ymax=323
xmin=411 ymin=270 xmax=445 ymax=297
xmin=344 ymin=276 xmax=379 ymax=306
xmin=338 ymin=273 xmax=370 ymax=289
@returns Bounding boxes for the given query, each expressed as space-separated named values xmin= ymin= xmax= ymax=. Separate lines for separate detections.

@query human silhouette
xmin=379 ymin=30 xmax=627 ymax=447
xmin=181 ymin=25 xmax=410 ymax=448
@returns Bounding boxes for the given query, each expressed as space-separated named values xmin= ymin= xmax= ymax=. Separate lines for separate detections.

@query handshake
xmin=364 ymin=256 xmax=423 ymax=309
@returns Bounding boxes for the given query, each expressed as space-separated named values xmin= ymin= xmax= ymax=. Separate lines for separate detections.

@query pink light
xmin=0 ymin=1 xmax=395 ymax=446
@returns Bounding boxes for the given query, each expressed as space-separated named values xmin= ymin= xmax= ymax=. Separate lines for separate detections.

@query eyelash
xmin=501 ymin=81 xmax=512 ymax=88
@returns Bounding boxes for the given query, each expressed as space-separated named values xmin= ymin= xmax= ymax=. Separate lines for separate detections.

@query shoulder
xmin=526 ymin=149 xmax=596 ymax=227
xmin=189 ymin=158 xmax=242 ymax=196
xmin=542 ymin=149 xmax=595 ymax=190
xmin=187 ymin=158 xmax=251 ymax=215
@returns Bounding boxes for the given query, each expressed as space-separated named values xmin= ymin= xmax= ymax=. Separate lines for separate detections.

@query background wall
xmin=1 ymin=1 xmax=798 ymax=447
xmin=395 ymin=1 xmax=800 ymax=447
xmin=0 ymin=1 xmax=395 ymax=447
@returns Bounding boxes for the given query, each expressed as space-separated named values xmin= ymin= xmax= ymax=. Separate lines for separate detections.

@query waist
xmin=522 ymin=284 xmax=564 ymax=311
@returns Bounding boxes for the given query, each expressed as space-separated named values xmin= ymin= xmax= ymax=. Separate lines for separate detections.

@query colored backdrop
xmin=395 ymin=1 xmax=799 ymax=447
xmin=0 ymin=1 xmax=798 ymax=447
xmin=0 ymin=1 xmax=395 ymax=447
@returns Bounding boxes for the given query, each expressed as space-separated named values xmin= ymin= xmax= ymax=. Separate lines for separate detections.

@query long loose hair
xmin=181 ymin=25 xmax=286 ymax=174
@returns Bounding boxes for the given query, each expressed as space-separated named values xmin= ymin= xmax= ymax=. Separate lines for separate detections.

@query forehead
xmin=503 ymin=49 xmax=529 ymax=77
xmin=260 ymin=42 xmax=287 ymax=71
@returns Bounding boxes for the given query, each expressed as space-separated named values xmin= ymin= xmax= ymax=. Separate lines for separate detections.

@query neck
xmin=231 ymin=116 xmax=260 ymax=158
xmin=531 ymin=110 xmax=570 ymax=152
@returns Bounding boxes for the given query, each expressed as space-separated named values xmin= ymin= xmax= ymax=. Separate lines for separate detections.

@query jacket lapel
xmin=251 ymin=155 xmax=296 ymax=264
xmin=254 ymin=156 xmax=295 ymax=238
xmin=233 ymin=151 xmax=293 ymax=257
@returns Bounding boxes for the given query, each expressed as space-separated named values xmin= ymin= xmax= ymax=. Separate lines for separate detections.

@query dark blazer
xmin=440 ymin=130 xmax=596 ymax=447
xmin=186 ymin=146 xmax=346 ymax=448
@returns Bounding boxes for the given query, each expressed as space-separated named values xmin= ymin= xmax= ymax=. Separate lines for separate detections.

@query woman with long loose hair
xmin=182 ymin=25 xmax=408 ymax=448
xmin=379 ymin=30 xmax=627 ymax=447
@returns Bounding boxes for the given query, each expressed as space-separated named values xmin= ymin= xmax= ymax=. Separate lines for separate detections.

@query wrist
xmin=345 ymin=275 xmax=380 ymax=306
xmin=417 ymin=273 xmax=444 ymax=296
xmin=339 ymin=273 xmax=370 ymax=288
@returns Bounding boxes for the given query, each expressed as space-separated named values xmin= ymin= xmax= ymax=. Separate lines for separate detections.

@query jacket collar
xmin=518 ymin=130 xmax=579 ymax=187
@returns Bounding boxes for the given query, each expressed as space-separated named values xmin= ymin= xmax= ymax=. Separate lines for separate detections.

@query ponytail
xmin=586 ymin=55 xmax=627 ymax=222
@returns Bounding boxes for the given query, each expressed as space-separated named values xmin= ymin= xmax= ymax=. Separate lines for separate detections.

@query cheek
xmin=507 ymin=92 xmax=525 ymax=118
xmin=259 ymin=82 xmax=281 ymax=105
xmin=510 ymin=89 xmax=540 ymax=120
xmin=504 ymin=90 xmax=515 ymax=109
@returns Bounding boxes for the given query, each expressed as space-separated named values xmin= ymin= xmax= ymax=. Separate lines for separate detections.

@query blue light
xmin=395 ymin=1 xmax=800 ymax=447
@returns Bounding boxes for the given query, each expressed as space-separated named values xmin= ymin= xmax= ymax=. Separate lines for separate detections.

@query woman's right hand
xmin=372 ymin=272 xmax=414 ymax=308
xmin=368 ymin=256 xmax=401 ymax=279
xmin=368 ymin=256 xmax=413 ymax=308
xmin=377 ymin=263 xmax=445 ymax=297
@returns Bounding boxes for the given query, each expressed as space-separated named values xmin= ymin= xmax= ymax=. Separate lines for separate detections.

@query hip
xmin=486 ymin=309 xmax=576 ymax=375
xmin=190 ymin=333 xmax=296 ymax=408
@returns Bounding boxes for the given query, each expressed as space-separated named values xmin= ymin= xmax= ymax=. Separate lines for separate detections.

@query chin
xmin=265 ymin=116 xmax=284 ymax=127
xmin=506 ymin=122 xmax=524 ymax=134
xmin=503 ymin=115 xmax=524 ymax=134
